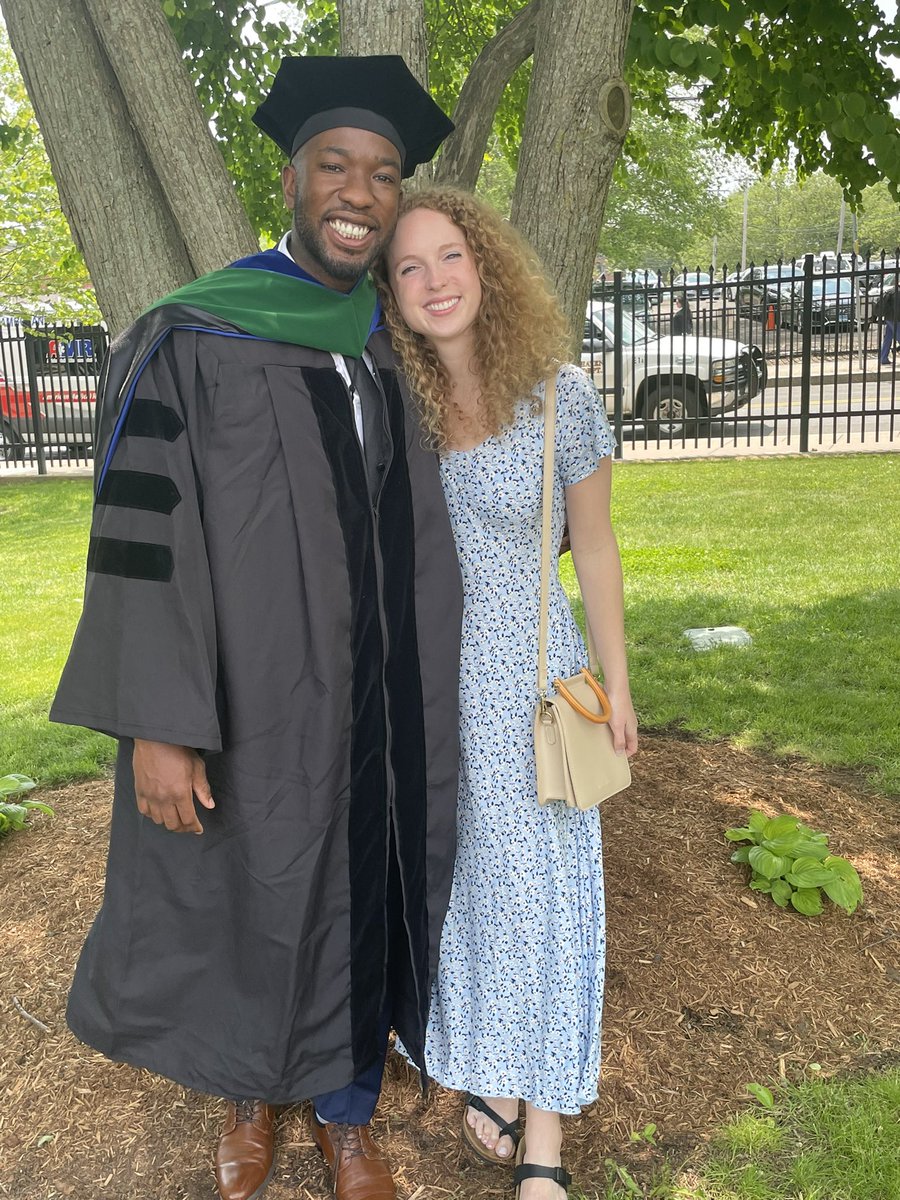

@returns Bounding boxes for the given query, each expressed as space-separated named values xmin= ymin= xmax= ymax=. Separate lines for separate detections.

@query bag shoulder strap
xmin=537 ymin=368 xmax=599 ymax=696
xmin=537 ymin=373 xmax=556 ymax=697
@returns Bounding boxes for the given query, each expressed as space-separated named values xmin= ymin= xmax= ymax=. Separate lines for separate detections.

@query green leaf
xmin=22 ymin=800 xmax=55 ymax=818
xmin=750 ymin=876 xmax=773 ymax=892
xmin=822 ymin=877 xmax=860 ymax=913
xmin=791 ymin=839 xmax=830 ymax=860
xmin=748 ymin=846 xmax=788 ymax=879
xmin=770 ymin=879 xmax=793 ymax=907
xmin=841 ymin=92 xmax=868 ymax=119
xmin=0 ymin=773 xmax=37 ymax=796
xmin=746 ymin=1082 xmax=775 ymax=1108
xmin=730 ymin=846 xmax=752 ymax=864
xmin=790 ymin=888 xmax=824 ymax=916
xmin=36 ymin=1134 xmax=55 ymax=1148
xmin=725 ymin=827 xmax=754 ymax=842
xmin=786 ymin=867 xmax=835 ymax=889
xmin=763 ymin=814 xmax=800 ymax=840
xmin=748 ymin=810 xmax=768 ymax=834
xmin=0 ymin=803 xmax=28 ymax=830
xmin=824 ymin=855 xmax=861 ymax=884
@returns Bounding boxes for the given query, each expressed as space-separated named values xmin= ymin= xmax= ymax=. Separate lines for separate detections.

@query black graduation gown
xmin=51 ymin=317 xmax=463 ymax=1102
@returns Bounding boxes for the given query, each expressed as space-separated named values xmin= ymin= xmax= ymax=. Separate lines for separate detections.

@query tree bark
xmin=435 ymin=2 xmax=540 ymax=191
xmin=511 ymin=0 xmax=635 ymax=341
xmin=338 ymin=0 xmax=436 ymax=183
xmin=0 ymin=0 xmax=255 ymax=334
xmin=338 ymin=0 xmax=428 ymax=86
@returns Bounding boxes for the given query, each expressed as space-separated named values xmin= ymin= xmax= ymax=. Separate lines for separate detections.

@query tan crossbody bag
xmin=533 ymin=372 xmax=632 ymax=809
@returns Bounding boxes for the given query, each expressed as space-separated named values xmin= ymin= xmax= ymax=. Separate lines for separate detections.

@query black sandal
xmin=461 ymin=1093 xmax=522 ymax=1166
xmin=513 ymin=1138 xmax=571 ymax=1197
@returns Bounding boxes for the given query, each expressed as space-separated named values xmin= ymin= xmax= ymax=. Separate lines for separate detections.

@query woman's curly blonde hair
xmin=373 ymin=188 xmax=572 ymax=450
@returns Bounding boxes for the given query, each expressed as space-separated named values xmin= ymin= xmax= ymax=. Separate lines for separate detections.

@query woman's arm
xmin=565 ymin=456 xmax=638 ymax=757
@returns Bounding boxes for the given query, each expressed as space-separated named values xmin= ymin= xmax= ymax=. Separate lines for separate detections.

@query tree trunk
xmin=337 ymin=0 xmax=436 ymax=183
xmin=435 ymin=2 xmax=540 ymax=191
xmin=338 ymin=0 xmax=428 ymax=85
xmin=0 ymin=0 xmax=255 ymax=334
xmin=511 ymin=0 xmax=635 ymax=341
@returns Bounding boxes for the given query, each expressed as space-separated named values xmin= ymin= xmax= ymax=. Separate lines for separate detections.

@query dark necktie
xmin=347 ymin=356 xmax=389 ymax=504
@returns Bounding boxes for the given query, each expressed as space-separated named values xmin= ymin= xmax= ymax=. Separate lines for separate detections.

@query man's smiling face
xmin=282 ymin=126 xmax=402 ymax=291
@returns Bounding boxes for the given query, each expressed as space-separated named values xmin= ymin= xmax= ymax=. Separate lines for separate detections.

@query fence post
xmin=613 ymin=271 xmax=624 ymax=457
xmin=799 ymin=254 xmax=814 ymax=453
xmin=23 ymin=324 xmax=47 ymax=475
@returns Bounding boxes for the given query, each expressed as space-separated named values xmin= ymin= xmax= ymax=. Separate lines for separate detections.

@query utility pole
xmin=740 ymin=183 xmax=749 ymax=269
xmin=837 ymin=195 xmax=846 ymax=259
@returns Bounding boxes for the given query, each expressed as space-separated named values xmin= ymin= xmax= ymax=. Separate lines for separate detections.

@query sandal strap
xmin=464 ymin=1094 xmax=522 ymax=1146
xmin=513 ymin=1163 xmax=572 ymax=1192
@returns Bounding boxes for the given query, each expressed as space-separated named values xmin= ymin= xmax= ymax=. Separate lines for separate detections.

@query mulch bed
xmin=2 ymin=733 xmax=899 ymax=1200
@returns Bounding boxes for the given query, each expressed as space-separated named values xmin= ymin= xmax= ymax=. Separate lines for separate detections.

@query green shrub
xmin=726 ymin=810 xmax=863 ymax=916
xmin=0 ymin=774 xmax=54 ymax=835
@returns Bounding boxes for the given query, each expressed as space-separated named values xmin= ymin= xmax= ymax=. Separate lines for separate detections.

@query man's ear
xmin=281 ymin=161 xmax=297 ymax=211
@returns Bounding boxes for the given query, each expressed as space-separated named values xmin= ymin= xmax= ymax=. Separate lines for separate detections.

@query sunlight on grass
xmin=561 ymin=453 xmax=900 ymax=794
xmin=595 ymin=1069 xmax=900 ymax=1199
xmin=2 ymin=455 xmax=899 ymax=791
xmin=0 ymin=478 xmax=114 ymax=782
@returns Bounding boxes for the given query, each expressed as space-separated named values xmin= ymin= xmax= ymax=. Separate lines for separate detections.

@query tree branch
xmin=435 ymin=0 xmax=540 ymax=190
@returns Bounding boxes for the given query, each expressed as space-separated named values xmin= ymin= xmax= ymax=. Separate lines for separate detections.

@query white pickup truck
xmin=582 ymin=302 xmax=765 ymax=437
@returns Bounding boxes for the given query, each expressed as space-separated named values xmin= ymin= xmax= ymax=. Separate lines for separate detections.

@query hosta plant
xmin=726 ymin=810 xmax=863 ymax=916
xmin=0 ymin=774 xmax=53 ymax=836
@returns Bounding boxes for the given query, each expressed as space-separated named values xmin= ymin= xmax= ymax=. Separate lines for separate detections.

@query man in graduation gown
xmin=51 ymin=55 xmax=462 ymax=1200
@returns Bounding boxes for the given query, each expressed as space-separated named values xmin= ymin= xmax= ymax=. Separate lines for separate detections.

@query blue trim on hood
xmin=97 ymin=327 xmax=269 ymax=494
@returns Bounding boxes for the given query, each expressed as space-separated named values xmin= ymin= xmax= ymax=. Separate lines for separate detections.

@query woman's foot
xmin=465 ymin=1095 xmax=519 ymax=1159
xmin=515 ymin=1104 xmax=569 ymax=1198
xmin=517 ymin=1154 xmax=570 ymax=1199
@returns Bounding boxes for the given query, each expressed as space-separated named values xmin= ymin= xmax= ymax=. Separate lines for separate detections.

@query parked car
xmin=782 ymin=277 xmax=857 ymax=331
xmin=671 ymin=271 xmax=718 ymax=301
xmin=723 ymin=264 xmax=803 ymax=317
xmin=0 ymin=328 xmax=98 ymax=460
xmin=591 ymin=269 xmax=661 ymax=309
xmin=581 ymin=302 xmax=765 ymax=437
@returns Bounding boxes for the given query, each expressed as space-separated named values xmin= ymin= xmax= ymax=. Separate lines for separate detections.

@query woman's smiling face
xmin=387 ymin=207 xmax=483 ymax=353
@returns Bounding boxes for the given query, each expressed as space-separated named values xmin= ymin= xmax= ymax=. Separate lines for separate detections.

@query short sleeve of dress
xmin=552 ymin=363 xmax=617 ymax=487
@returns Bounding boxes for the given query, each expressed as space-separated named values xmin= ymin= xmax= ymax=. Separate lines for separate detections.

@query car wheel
xmin=644 ymin=382 xmax=704 ymax=439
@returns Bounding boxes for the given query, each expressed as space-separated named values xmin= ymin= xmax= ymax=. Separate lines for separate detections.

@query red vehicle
xmin=1 ymin=327 xmax=99 ymax=461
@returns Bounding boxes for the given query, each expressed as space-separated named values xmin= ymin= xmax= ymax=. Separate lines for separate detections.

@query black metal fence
xmin=3 ymin=255 xmax=900 ymax=470
xmin=585 ymin=252 xmax=900 ymax=455
xmin=1 ymin=319 xmax=107 ymax=470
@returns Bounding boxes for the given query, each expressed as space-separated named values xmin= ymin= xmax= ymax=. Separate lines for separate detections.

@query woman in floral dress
xmin=375 ymin=189 xmax=638 ymax=1199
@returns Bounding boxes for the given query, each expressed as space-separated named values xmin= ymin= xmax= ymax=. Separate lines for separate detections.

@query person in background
xmin=876 ymin=275 xmax=899 ymax=365
xmin=671 ymin=290 xmax=693 ymax=335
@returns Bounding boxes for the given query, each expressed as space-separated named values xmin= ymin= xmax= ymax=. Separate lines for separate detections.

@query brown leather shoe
xmin=215 ymin=1100 xmax=276 ymax=1200
xmin=311 ymin=1114 xmax=396 ymax=1200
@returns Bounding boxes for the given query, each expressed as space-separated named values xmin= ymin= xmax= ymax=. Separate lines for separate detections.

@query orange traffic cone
xmin=766 ymin=303 xmax=776 ymax=331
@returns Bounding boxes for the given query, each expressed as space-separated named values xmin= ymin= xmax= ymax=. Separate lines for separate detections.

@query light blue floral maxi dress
xmin=420 ymin=363 xmax=616 ymax=1114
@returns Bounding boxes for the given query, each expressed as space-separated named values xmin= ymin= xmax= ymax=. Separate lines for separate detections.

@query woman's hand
xmin=604 ymin=685 xmax=638 ymax=758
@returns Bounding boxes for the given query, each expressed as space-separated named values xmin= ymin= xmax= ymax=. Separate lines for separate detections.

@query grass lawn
xmin=562 ymin=453 xmax=900 ymax=794
xmin=0 ymin=478 xmax=112 ymax=783
xmin=2 ymin=454 xmax=899 ymax=791
xmin=598 ymin=1068 xmax=900 ymax=1199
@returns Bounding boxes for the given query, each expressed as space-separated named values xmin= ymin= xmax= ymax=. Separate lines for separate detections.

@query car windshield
xmin=811 ymin=279 xmax=852 ymax=297
xmin=590 ymin=305 xmax=655 ymax=346
xmin=680 ymin=273 xmax=710 ymax=285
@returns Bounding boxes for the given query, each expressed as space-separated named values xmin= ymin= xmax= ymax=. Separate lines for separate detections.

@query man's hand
xmin=133 ymin=739 xmax=216 ymax=834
